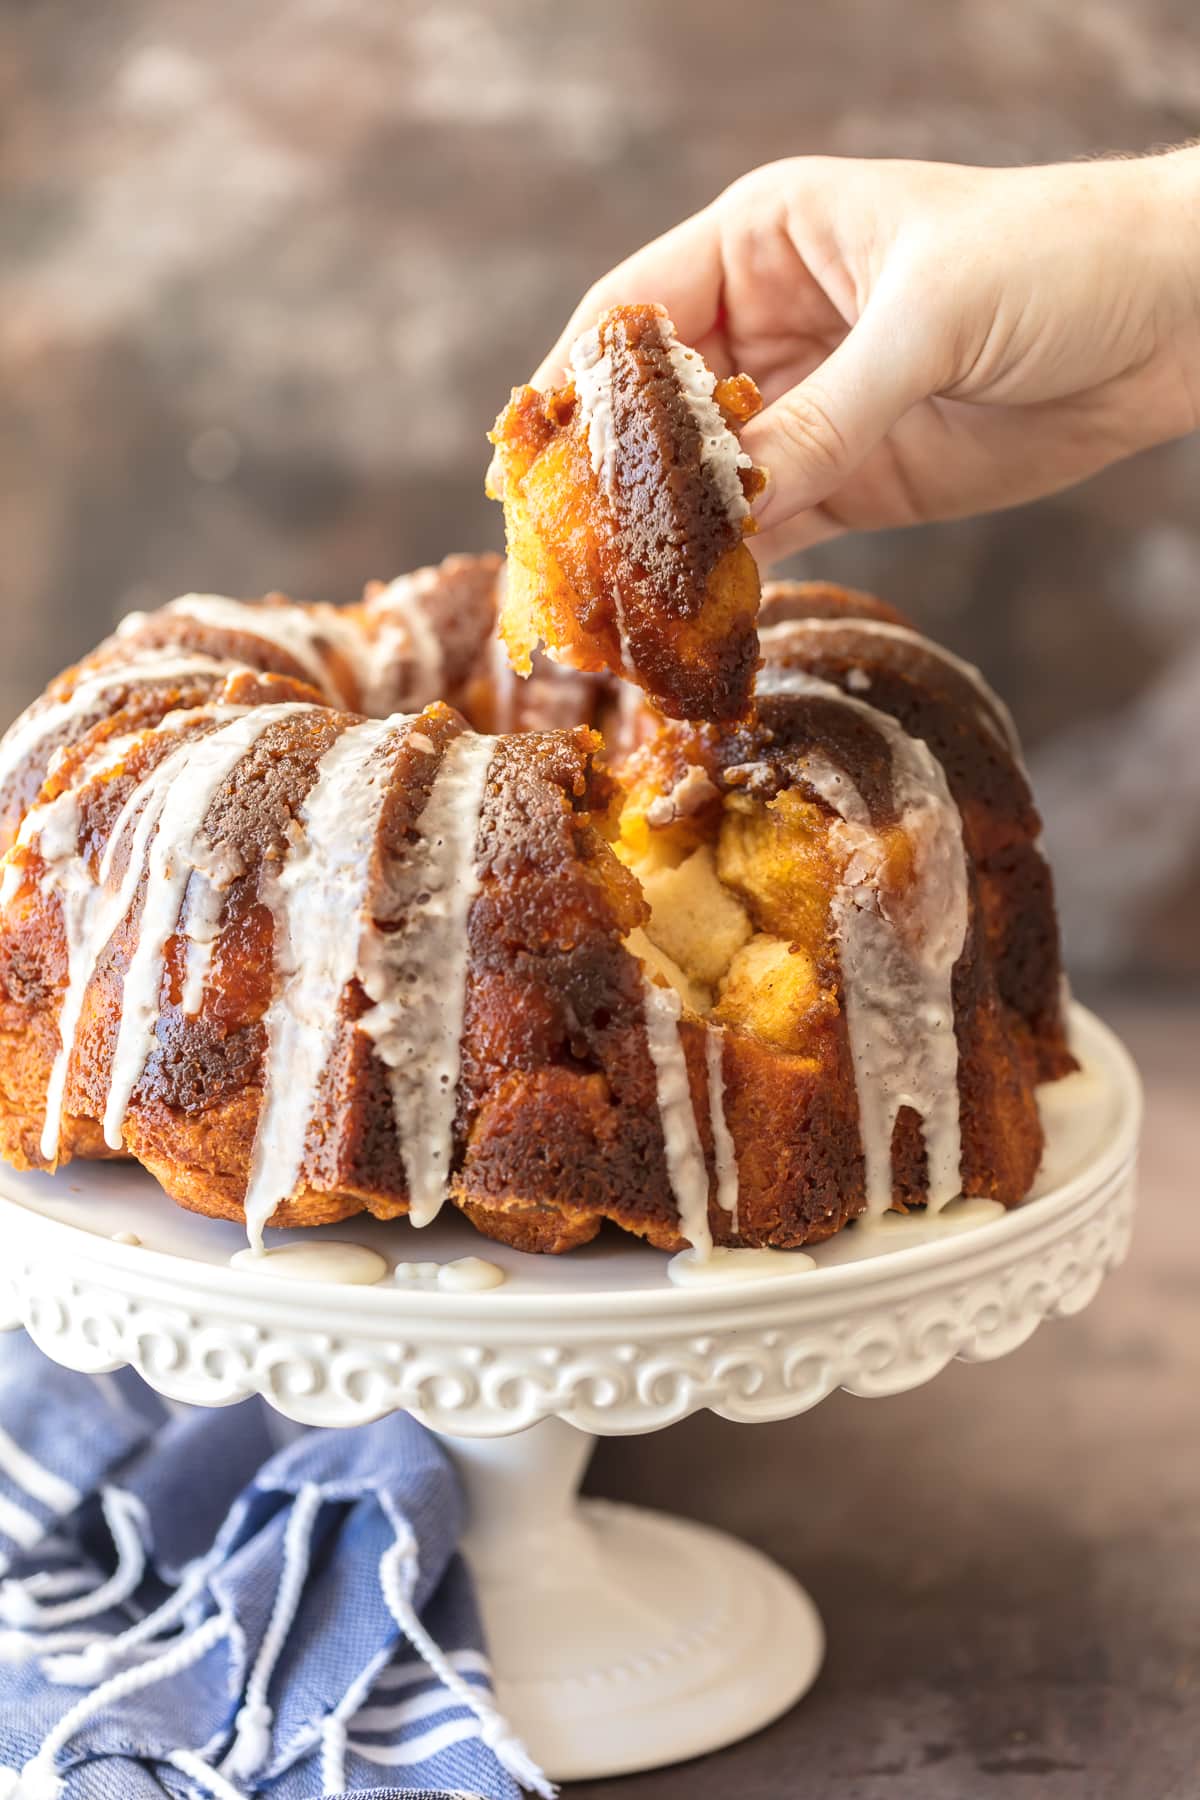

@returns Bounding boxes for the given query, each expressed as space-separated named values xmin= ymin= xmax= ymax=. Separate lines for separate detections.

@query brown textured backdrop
xmin=2 ymin=0 xmax=1198 ymax=979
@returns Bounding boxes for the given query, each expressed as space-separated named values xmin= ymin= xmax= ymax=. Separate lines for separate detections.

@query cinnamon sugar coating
xmin=0 ymin=556 xmax=1071 ymax=1255
xmin=488 ymin=303 xmax=765 ymax=722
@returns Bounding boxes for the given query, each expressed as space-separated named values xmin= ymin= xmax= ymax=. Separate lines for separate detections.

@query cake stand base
xmin=0 ymin=1006 xmax=1140 ymax=1785
xmin=447 ymin=1418 xmax=823 ymax=1782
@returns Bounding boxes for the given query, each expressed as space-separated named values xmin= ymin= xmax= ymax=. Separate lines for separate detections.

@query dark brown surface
xmin=569 ymin=996 xmax=1199 ymax=1800
xmin=489 ymin=316 xmax=763 ymax=725
xmin=605 ymin=306 xmax=743 ymax=619
xmin=756 ymin=582 xmax=1074 ymax=1081
xmin=0 ymin=582 xmax=1058 ymax=1252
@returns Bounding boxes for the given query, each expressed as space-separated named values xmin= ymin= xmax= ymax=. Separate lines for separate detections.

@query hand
xmin=534 ymin=151 xmax=1200 ymax=565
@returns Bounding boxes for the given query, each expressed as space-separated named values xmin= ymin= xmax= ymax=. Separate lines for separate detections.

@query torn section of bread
xmin=635 ymin=845 xmax=754 ymax=995
xmin=712 ymin=935 xmax=826 ymax=1054
xmin=487 ymin=302 xmax=765 ymax=723
xmin=616 ymin=737 xmax=834 ymax=1046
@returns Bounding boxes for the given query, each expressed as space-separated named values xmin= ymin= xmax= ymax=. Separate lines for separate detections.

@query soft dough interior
xmin=615 ymin=774 xmax=835 ymax=1053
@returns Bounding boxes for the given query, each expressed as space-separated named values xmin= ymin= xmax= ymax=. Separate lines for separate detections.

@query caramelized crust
xmin=488 ymin=303 xmax=765 ymax=722
xmin=759 ymin=581 xmax=1074 ymax=1079
xmin=621 ymin=647 xmax=1047 ymax=1232
xmin=0 ymin=663 xmax=239 ymax=856
xmin=0 ymin=560 xmax=1073 ymax=1256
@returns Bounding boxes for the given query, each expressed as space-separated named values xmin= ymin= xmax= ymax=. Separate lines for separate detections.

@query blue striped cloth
xmin=0 ymin=1333 xmax=549 ymax=1800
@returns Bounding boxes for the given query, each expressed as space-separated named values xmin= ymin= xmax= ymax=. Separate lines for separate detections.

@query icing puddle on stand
xmin=172 ymin=1060 xmax=1112 ymax=1292
xmin=670 ymin=1197 xmax=1007 ymax=1284
xmin=845 ymin=1195 xmax=1005 ymax=1245
xmin=228 ymin=1244 xmax=508 ymax=1291
xmin=814 ymin=1195 xmax=1008 ymax=1270
xmin=668 ymin=1246 xmax=816 ymax=1286
xmin=395 ymin=1257 xmax=507 ymax=1293
xmin=230 ymin=1242 xmax=390 ymax=1286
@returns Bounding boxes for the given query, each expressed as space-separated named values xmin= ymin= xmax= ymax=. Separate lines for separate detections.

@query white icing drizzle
xmin=569 ymin=324 xmax=619 ymax=496
xmin=358 ymin=731 xmax=496 ymax=1228
xmin=723 ymin=759 xmax=775 ymax=794
xmin=125 ymin=596 xmax=354 ymax=706
xmin=704 ymin=1027 xmax=740 ymax=1233
xmin=230 ymin=1241 xmax=388 ymax=1286
xmin=28 ymin=791 xmax=81 ymax=871
xmin=668 ymin=1245 xmax=814 ymax=1285
xmin=363 ymin=572 xmax=446 ymax=714
xmin=757 ymin=664 xmax=969 ymax=1216
xmin=179 ymin=888 xmax=222 ymax=1017
xmin=0 ymin=732 xmax=150 ymax=912
xmin=569 ymin=316 xmax=752 ymax=526
xmin=664 ymin=336 xmax=753 ymax=524
xmin=759 ymin=617 xmax=1023 ymax=760
xmin=646 ymin=763 xmax=718 ymax=829
xmin=0 ymin=653 xmax=235 ymax=802
xmin=641 ymin=976 xmax=712 ymax=1257
xmin=609 ymin=589 xmax=638 ymax=680
xmin=305 ymin=603 xmax=386 ymax=711
xmin=178 ymin=839 xmax=246 ymax=1017
xmin=569 ymin=316 xmax=750 ymax=680
xmin=553 ymin=328 xmax=637 ymax=676
xmin=102 ymin=705 xmax=313 ymax=1150
xmin=37 ymin=711 xmax=249 ymax=1161
xmin=239 ymin=716 xmax=409 ymax=1250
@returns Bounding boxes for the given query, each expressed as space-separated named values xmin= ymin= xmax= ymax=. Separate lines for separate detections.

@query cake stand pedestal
xmin=448 ymin=1419 xmax=824 ymax=1779
xmin=0 ymin=1006 xmax=1140 ymax=1783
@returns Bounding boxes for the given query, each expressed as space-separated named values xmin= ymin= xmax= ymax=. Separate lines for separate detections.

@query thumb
xmin=741 ymin=294 xmax=944 ymax=531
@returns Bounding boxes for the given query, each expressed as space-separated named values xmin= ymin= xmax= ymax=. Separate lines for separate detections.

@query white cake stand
xmin=0 ymin=1005 xmax=1139 ymax=1783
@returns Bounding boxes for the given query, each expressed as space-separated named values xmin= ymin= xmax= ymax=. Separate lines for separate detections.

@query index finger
xmin=531 ymin=202 xmax=726 ymax=391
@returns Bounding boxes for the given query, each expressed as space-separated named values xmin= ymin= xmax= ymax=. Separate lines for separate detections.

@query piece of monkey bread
xmin=488 ymin=302 xmax=765 ymax=722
